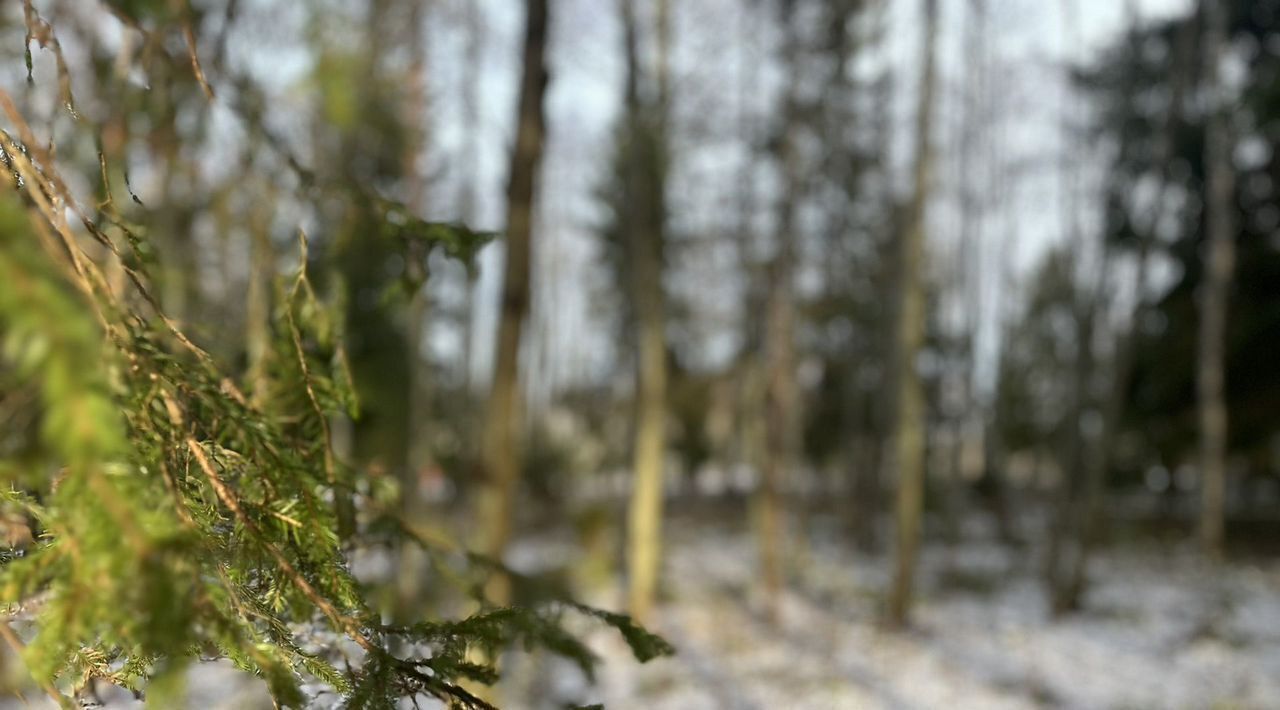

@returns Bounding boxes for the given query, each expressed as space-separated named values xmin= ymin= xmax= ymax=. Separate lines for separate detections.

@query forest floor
xmin=500 ymin=510 xmax=1280 ymax=710
xmin=3 ymin=510 xmax=1279 ymax=709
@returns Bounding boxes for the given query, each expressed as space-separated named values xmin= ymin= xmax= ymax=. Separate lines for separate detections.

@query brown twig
xmin=182 ymin=21 xmax=215 ymax=102
xmin=285 ymin=231 xmax=352 ymax=537
xmin=182 ymin=434 xmax=377 ymax=654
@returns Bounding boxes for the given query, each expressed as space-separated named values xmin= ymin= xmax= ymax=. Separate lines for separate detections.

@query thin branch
xmin=181 ymin=431 xmax=377 ymax=654
xmin=182 ymin=21 xmax=215 ymax=102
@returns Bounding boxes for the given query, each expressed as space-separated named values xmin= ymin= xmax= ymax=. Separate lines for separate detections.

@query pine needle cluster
xmin=0 ymin=5 xmax=671 ymax=709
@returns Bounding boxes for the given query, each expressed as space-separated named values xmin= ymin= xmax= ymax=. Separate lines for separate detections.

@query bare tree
xmin=474 ymin=0 xmax=550 ymax=604
xmin=1197 ymin=0 xmax=1235 ymax=556
xmin=404 ymin=0 xmax=432 ymax=484
xmin=1061 ymin=0 xmax=1195 ymax=609
xmin=459 ymin=0 xmax=485 ymax=390
xmin=245 ymin=186 xmax=277 ymax=408
xmin=1045 ymin=0 xmax=1096 ymax=615
xmin=887 ymin=0 xmax=939 ymax=628
xmin=622 ymin=0 xmax=673 ymax=624
xmin=758 ymin=0 xmax=802 ymax=624
xmin=397 ymin=0 xmax=434 ymax=619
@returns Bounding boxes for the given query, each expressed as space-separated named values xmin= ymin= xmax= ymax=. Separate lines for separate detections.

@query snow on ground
xmin=502 ymin=517 xmax=1280 ymax=710
xmin=4 ymin=515 xmax=1278 ymax=709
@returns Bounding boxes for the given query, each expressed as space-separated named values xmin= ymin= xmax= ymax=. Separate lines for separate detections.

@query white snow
xmin=4 ymin=517 xmax=1278 ymax=709
xmin=499 ymin=519 xmax=1280 ymax=710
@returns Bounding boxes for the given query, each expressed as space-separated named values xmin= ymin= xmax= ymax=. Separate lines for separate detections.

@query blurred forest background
xmin=2 ymin=0 xmax=1280 ymax=707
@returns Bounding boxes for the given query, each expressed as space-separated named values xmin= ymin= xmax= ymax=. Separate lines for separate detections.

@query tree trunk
xmin=758 ymin=0 xmax=803 ymax=624
xmin=760 ymin=234 xmax=796 ymax=623
xmin=1046 ymin=291 xmax=1094 ymax=615
xmin=1061 ymin=1 xmax=1195 ymax=607
xmin=394 ymin=0 xmax=437 ymax=621
xmin=403 ymin=0 xmax=432 ymax=485
xmin=459 ymin=0 xmax=483 ymax=393
xmin=887 ymin=0 xmax=938 ymax=629
xmin=245 ymin=193 xmax=276 ymax=407
xmin=1045 ymin=0 xmax=1102 ymax=616
xmin=628 ymin=296 xmax=667 ymax=623
xmin=942 ymin=0 xmax=988 ymax=547
xmin=1197 ymin=0 xmax=1235 ymax=557
xmin=622 ymin=0 xmax=672 ymax=625
xmin=474 ymin=0 xmax=549 ymax=605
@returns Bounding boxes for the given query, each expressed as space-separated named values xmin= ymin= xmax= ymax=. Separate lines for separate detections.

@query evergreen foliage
xmin=0 ymin=5 xmax=669 ymax=708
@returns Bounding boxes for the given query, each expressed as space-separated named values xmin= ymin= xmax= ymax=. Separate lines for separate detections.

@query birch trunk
xmin=622 ymin=0 xmax=672 ymax=624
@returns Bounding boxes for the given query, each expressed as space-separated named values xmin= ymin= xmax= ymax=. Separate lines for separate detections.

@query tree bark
xmin=758 ymin=0 xmax=802 ymax=625
xmin=395 ymin=0 xmax=438 ymax=621
xmin=1046 ymin=285 xmax=1095 ymax=615
xmin=622 ymin=0 xmax=672 ymax=625
xmin=943 ymin=0 xmax=988 ymax=547
xmin=1045 ymin=0 xmax=1088 ymax=615
xmin=887 ymin=0 xmax=938 ymax=629
xmin=759 ymin=230 xmax=796 ymax=624
xmin=1058 ymin=1 xmax=1195 ymax=608
xmin=403 ymin=0 xmax=432 ymax=482
xmin=1197 ymin=0 xmax=1235 ymax=557
xmin=459 ymin=0 xmax=484 ymax=392
xmin=474 ymin=0 xmax=549 ymax=605
xmin=245 ymin=192 xmax=276 ymax=408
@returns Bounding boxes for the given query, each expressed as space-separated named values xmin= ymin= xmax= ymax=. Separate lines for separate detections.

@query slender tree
xmin=1196 ymin=0 xmax=1236 ymax=556
xmin=758 ymin=0 xmax=802 ymax=623
xmin=887 ymin=0 xmax=939 ymax=628
xmin=1062 ymin=0 xmax=1195 ymax=608
xmin=622 ymin=0 xmax=673 ymax=624
xmin=244 ymin=186 xmax=277 ymax=407
xmin=404 ymin=0 xmax=433 ymax=486
xmin=941 ymin=0 xmax=990 ymax=544
xmin=459 ymin=0 xmax=486 ymax=390
xmin=474 ymin=0 xmax=550 ymax=604
xmin=1045 ymin=0 xmax=1095 ymax=614
xmin=397 ymin=0 xmax=435 ymax=619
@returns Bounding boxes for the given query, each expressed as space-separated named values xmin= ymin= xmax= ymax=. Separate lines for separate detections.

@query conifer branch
xmin=181 ymin=432 xmax=377 ymax=653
